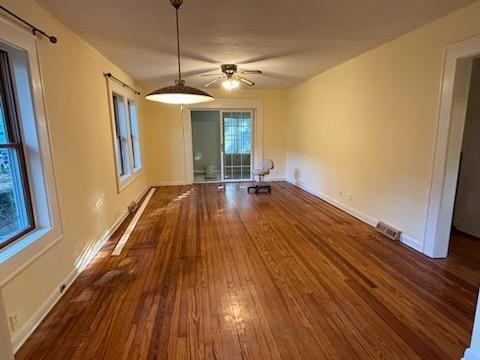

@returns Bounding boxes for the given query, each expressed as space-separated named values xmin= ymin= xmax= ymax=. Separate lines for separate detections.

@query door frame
xmin=183 ymin=98 xmax=263 ymax=184
xmin=424 ymin=34 xmax=480 ymax=258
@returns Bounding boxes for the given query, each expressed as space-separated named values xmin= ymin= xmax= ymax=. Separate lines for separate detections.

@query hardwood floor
xmin=16 ymin=182 xmax=480 ymax=359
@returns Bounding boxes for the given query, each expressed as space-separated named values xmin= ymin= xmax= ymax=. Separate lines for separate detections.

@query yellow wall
xmin=3 ymin=0 xmax=480 ymax=352
xmin=286 ymin=1 xmax=480 ymax=245
xmin=144 ymin=88 xmax=288 ymax=185
xmin=0 ymin=0 xmax=148 ymax=347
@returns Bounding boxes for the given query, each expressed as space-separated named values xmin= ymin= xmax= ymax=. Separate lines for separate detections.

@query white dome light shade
xmin=146 ymin=82 xmax=214 ymax=104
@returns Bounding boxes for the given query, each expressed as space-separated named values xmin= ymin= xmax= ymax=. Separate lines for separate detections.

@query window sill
xmin=117 ymin=168 xmax=144 ymax=193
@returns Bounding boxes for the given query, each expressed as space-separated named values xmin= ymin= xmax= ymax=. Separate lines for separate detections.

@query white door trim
xmin=182 ymin=98 xmax=263 ymax=184
xmin=424 ymin=34 xmax=480 ymax=258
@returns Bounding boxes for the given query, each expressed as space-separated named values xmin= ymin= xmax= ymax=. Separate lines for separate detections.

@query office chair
xmin=248 ymin=159 xmax=274 ymax=193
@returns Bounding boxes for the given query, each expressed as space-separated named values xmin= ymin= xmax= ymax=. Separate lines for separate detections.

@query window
xmin=0 ymin=50 xmax=34 ymax=249
xmin=0 ymin=18 xmax=62 ymax=281
xmin=108 ymin=82 xmax=142 ymax=191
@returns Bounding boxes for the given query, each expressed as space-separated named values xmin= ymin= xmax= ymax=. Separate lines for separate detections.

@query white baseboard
xmin=285 ymin=178 xmax=423 ymax=253
xmin=285 ymin=178 xmax=377 ymax=226
xmin=12 ymin=267 xmax=77 ymax=352
xmin=151 ymin=181 xmax=188 ymax=186
xmin=152 ymin=178 xmax=285 ymax=187
xmin=399 ymin=233 xmax=423 ymax=253
xmin=264 ymin=177 xmax=285 ymax=182
xmin=11 ymin=185 xmax=151 ymax=353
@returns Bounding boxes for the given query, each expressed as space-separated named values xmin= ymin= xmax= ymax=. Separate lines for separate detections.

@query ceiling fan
xmin=201 ymin=64 xmax=262 ymax=89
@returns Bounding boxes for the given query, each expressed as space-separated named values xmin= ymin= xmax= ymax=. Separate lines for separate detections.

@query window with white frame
xmin=0 ymin=49 xmax=35 ymax=249
xmin=108 ymin=82 xmax=142 ymax=191
xmin=0 ymin=18 xmax=62 ymax=280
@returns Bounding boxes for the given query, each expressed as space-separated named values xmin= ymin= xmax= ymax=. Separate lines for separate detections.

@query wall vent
xmin=128 ymin=201 xmax=138 ymax=214
xmin=375 ymin=221 xmax=401 ymax=241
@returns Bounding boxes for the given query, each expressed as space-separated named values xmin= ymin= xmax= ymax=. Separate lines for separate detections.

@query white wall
xmin=286 ymin=1 xmax=480 ymax=253
xmin=453 ymin=58 xmax=480 ymax=237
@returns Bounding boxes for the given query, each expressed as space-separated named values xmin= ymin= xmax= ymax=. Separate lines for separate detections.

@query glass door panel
xmin=191 ymin=110 xmax=221 ymax=182
xmin=222 ymin=112 xmax=252 ymax=180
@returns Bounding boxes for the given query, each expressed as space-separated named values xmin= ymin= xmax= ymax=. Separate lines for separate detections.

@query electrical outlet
xmin=348 ymin=194 xmax=353 ymax=201
xmin=8 ymin=313 xmax=19 ymax=332
xmin=339 ymin=190 xmax=343 ymax=197
xmin=114 ymin=211 xmax=119 ymax=219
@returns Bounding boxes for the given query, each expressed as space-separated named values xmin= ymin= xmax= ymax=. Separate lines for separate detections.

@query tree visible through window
xmin=223 ymin=112 xmax=251 ymax=154
xmin=0 ymin=50 xmax=34 ymax=249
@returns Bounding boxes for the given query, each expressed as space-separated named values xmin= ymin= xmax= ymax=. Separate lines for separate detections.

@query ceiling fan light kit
xmin=202 ymin=64 xmax=261 ymax=89
xmin=222 ymin=78 xmax=240 ymax=90
xmin=145 ymin=0 xmax=214 ymax=105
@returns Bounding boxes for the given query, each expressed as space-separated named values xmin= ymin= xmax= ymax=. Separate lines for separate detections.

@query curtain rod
xmin=0 ymin=5 xmax=57 ymax=44
xmin=104 ymin=73 xmax=141 ymax=95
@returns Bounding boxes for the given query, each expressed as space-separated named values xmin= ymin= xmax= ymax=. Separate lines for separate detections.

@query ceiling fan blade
xmin=200 ymin=73 xmax=223 ymax=77
xmin=237 ymin=76 xmax=255 ymax=86
xmin=240 ymin=69 xmax=263 ymax=75
xmin=203 ymin=77 xmax=223 ymax=88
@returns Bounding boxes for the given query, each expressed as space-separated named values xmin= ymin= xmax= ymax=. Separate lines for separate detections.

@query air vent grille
xmin=128 ymin=201 xmax=138 ymax=214
xmin=375 ymin=221 xmax=401 ymax=241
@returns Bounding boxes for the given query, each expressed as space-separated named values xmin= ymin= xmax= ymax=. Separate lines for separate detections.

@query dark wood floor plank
xmin=15 ymin=182 xmax=480 ymax=360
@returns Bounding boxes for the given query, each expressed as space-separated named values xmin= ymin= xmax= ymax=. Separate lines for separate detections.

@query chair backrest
xmin=261 ymin=159 xmax=274 ymax=170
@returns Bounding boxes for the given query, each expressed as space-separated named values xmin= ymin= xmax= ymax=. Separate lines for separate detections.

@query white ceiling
xmin=37 ymin=0 xmax=476 ymax=90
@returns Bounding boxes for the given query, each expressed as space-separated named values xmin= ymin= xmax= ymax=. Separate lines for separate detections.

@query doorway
xmin=183 ymin=98 xmax=264 ymax=185
xmin=190 ymin=110 xmax=253 ymax=183
xmin=425 ymin=34 xmax=480 ymax=258
xmin=451 ymin=57 xmax=480 ymax=241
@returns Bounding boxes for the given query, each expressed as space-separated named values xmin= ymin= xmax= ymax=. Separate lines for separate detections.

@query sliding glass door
xmin=191 ymin=110 xmax=253 ymax=182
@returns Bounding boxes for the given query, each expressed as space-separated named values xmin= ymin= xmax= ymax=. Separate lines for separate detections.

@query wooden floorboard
xmin=16 ymin=182 xmax=480 ymax=359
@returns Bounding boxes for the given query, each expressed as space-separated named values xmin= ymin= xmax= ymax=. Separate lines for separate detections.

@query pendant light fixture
xmin=146 ymin=0 xmax=214 ymax=104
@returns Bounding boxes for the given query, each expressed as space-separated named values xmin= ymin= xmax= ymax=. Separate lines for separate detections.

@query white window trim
xmin=0 ymin=17 xmax=62 ymax=286
xmin=107 ymin=80 xmax=143 ymax=192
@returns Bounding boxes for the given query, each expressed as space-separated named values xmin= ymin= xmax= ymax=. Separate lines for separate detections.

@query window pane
xmin=128 ymin=101 xmax=138 ymax=137
xmin=112 ymin=93 xmax=130 ymax=176
xmin=0 ymin=148 xmax=32 ymax=246
xmin=0 ymin=50 xmax=34 ymax=248
xmin=128 ymin=100 xmax=142 ymax=170
xmin=0 ymin=102 xmax=8 ymax=143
